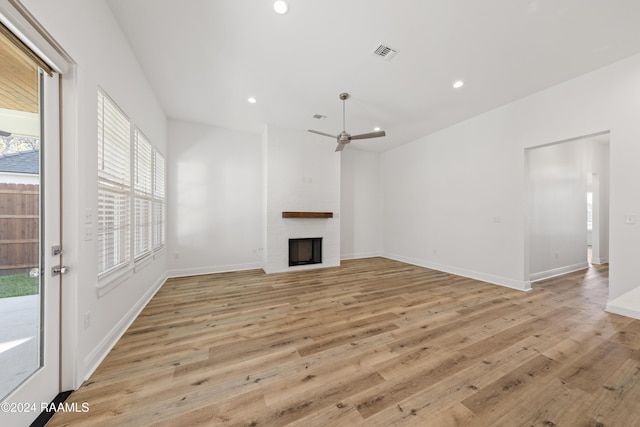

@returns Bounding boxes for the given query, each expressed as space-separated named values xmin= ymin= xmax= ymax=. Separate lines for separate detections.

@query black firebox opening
xmin=289 ymin=238 xmax=322 ymax=266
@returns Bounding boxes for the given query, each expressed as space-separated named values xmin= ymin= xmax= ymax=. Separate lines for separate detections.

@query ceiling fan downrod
xmin=340 ymin=92 xmax=349 ymax=131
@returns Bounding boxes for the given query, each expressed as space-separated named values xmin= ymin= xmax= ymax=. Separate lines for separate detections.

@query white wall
xmin=341 ymin=148 xmax=381 ymax=259
xmin=381 ymin=115 xmax=527 ymax=290
xmin=264 ymin=125 xmax=340 ymax=273
xmin=22 ymin=0 xmax=168 ymax=385
xmin=167 ymin=120 xmax=263 ymax=276
xmin=381 ymin=52 xmax=640 ymax=306
xmin=167 ymin=121 xmax=374 ymax=275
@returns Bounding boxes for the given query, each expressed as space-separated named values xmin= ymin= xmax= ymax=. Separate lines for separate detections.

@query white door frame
xmin=0 ymin=1 xmax=77 ymax=424
xmin=0 ymin=70 xmax=61 ymax=427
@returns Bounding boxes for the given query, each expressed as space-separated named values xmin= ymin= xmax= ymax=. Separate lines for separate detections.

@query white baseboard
xmin=168 ymin=262 xmax=263 ymax=278
xmin=606 ymin=286 xmax=640 ymax=320
xmin=606 ymin=303 xmax=640 ymax=320
xmin=591 ymin=257 xmax=609 ymax=265
xmin=529 ymin=262 xmax=590 ymax=282
xmin=263 ymin=259 xmax=340 ymax=274
xmin=382 ymin=253 xmax=531 ymax=291
xmin=340 ymin=251 xmax=381 ymax=260
xmin=82 ymin=272 xmax=168 ymax=382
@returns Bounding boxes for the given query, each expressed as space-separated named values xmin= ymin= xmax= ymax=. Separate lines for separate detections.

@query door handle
xmin=51 ymin=265 xmax=69 ymax=276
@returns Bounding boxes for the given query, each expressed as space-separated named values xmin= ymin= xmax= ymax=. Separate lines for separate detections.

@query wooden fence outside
xmin=0 ymin=183 xmax=38 ymax=273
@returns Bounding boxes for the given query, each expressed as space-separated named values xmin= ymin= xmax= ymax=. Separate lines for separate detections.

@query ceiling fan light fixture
xmin=273 ymin=0 xmax=289 ymax=14
xmin=308 ymin=92 xmax=387 ymax=152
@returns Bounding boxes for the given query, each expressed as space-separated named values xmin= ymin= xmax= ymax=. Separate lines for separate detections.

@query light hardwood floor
xmin=49 ymin=258 xmax=640 ymax=426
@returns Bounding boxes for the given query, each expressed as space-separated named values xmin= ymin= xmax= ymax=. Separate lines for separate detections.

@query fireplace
xmin=289 ymin=238 xmax=322 ymax=267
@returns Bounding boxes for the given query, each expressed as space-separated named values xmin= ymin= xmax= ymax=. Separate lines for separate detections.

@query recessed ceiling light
xmin=273 ymin=0 xmax=289 ymax=14
xmin=453 ymin=80 xmax=464 ymax=89
xmin=248 ymin=97 xmax=257 ymax=104
xmin=374 ymin=127 xmax=381 ymax=131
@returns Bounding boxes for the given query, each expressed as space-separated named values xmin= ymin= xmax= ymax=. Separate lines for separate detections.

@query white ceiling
xmin=107 ymin=0 xmax=640 ymax=152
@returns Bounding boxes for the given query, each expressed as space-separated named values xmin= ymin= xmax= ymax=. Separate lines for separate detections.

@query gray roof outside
xmin=0 ymin=150 xmax=39 ymax=174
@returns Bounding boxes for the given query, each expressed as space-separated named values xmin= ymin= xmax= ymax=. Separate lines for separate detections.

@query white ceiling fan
xmin=308 ymin=93 xmax=386 ymax=152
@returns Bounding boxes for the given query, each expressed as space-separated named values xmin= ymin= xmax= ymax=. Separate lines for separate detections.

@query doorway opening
xmin=526 ymin=131 xmax=610 ymax=283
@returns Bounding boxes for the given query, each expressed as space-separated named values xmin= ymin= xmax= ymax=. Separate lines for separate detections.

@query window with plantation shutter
xmin=97 ymin=89 xmax=131 ymax=277
xmin=153 ymin=150 xmax=166 ymax=250
xmin=134 ymin=129 xmax=153 ymax=260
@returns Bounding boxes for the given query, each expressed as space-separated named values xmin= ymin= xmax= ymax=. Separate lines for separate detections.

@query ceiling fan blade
xmin=335 ymin=143 xmax=346 ymax=152
xmin=349 ymin=130 xmax=386 ymax=140
xmin=308 ymin=129 xmax=337 ymax=139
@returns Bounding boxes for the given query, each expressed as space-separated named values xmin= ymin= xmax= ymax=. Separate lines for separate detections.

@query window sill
xmin=97 ymin=266 xmax=134 ymax=298
xmin=154 ymin=246 xmax=166 ymax=259
xmin=134 ymin=254 xmax=152 ymax=273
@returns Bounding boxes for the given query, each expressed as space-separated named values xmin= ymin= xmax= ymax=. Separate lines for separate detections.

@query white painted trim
xmin=96 ymin=267 xmax=134 ymax=298
xmin=591 ymin=257 xmax=609 ymax=265
xmin=529 ymin=262 xmax=590 ymax=282
xmin=60 ymin=63 xmax=80 ymax=392
xmin=382 ymin=253 xmax=532 ymax=291
xmin=606 ymin=303 xmax=640 ymax=321
xmin=82 ymin=272 xmax=167 ymax=382
xmin=133 ymin=254 xmax=153 ymax=273
xmin=605 ymin=286 xmax=640 ymax=320
xmin=153 ymin=246 xmax=167 ymax=259
xmin=0 ymin=0 xmax=72 ymax=72
xmin=263 ymin=258 xmax=340 ymax=275
xmin=168 ymin=262 xmax=263 ymax=279
xmin=340 ymin=252 xmax=382 ymax=260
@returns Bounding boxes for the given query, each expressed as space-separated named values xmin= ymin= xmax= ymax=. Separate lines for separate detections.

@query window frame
xmin=97 ymin=88 xmax=166 ymax=285
xmin=133 ymin=128 xmax=153 ymax=262
xmin=152 ymin=149 xmax=166 ymax=252
xmin=97 ymin=88 xmax=131 ymax=279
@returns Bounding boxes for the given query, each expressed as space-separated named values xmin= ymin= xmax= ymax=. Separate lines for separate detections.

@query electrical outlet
xmin=625 ymin=215 xmax=636 ymax=225
xmin=84 ymin=312 xmax=91 ymax=330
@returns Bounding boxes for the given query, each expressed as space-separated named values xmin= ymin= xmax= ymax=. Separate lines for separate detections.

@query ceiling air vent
xmin=373 ymin=43 xmax=397 ymax=61
xmin=312 ymin=114 xmax=326 ymax=120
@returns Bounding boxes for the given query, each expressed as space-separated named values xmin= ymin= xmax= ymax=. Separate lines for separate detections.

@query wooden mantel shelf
xmin=282 ymin=211 xmax=333 ymax=219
